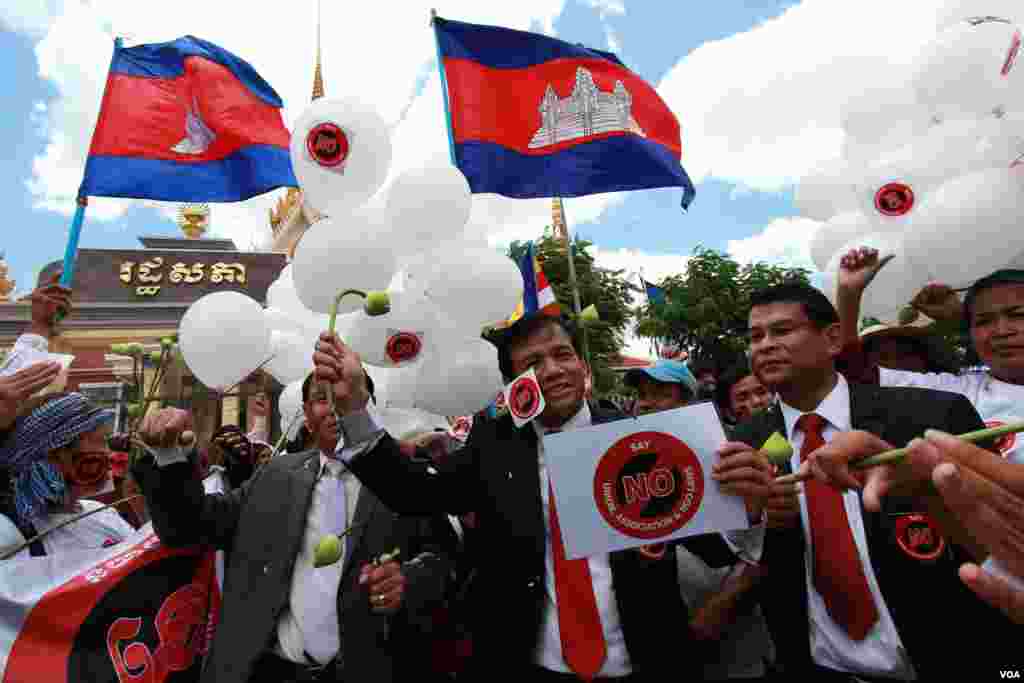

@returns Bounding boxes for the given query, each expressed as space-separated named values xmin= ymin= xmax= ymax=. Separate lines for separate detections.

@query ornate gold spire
xmin=312 ymin=0 xmax=324 ymax=100
xmin=0 ymin=252 xmax=15 ymax=303
xmin=177 ymin=203 xmax=210 ymax=239
xmin=551 ymin=197 xmax=568 ymax=241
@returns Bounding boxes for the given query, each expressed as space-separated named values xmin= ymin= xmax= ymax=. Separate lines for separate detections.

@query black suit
xmin=346 ymin=404 xmax=735 ymax=680
xmin=732 ymin=383 xmax=1010 ymax=679
xmin=133 ymin=449 xmax=453 ymax=683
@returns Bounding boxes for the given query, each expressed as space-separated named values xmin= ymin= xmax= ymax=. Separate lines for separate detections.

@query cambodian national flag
xmin=79 ymin=36 xmax=297 ymax=202
xmin=434 ymin=17 xmax=695 ymax=209
xmin=502 ymin=242 xmax=561 ymax=327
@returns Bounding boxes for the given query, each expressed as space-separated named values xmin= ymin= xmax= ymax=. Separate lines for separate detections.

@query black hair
xmin=688 ymin=356 xmax=718 ymax=378
xmin=492 ymin=314 xmax=580 ymax=381
xmin=749 ymin=281 xmax=839 ymax=328
xmin=715 ymin=361 xmax=754 ymax=417
xmin=964 ymin=269 xmax=1024 ymax=325
xmin=301 ymin=371 xmax=375 ymax=405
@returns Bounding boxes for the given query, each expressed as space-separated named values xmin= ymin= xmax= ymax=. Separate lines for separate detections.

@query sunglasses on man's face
xmin=67 ymin=449 xmax=110 ymax=487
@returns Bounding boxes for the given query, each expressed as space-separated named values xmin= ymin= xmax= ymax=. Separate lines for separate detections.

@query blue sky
xmin=0 ymin=0 xmax=814 ymax=297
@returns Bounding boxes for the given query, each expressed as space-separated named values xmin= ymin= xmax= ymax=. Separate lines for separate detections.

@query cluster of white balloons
xmin=799 ymin=3 xmax=1024 ymax=320
xmin=179 ymin=95 xmax=522 ymax=429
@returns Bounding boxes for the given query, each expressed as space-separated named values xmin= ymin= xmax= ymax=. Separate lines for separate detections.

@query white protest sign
xmin=544 ymin=402 xmax=749 ymax=559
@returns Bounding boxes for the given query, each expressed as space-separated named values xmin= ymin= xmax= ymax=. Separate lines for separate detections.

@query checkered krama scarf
xmin=0 ymin=393 xmax=114 ymax=524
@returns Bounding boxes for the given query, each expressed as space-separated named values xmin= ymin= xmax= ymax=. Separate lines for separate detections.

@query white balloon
xmin=936 ymin=1 xmax=1024 ymax=30
xmin=291 ymin=208 xmax=398 ymax=314
xmin=289 ymin=97 xmax=392 ymax=216
xmin=413 ymin=337 xmax=503 ymax=417
xmin=347 ymin=294 xmax=445 ymax=368
xmin=422 ymin=242 xmax=523 ymax=330
xmin=179 ymin=292 xmax=270 ymax=390
xmin=278 ymin=379 xmax=306 ymax=441
xmin=809 ymin=211 xmax=873 ymax=271
xmin=795 ymin=158 xmax=858 ymax=221
xmin=824 ymin=233 xmax=927 ymax=321
xmin=387 ymin=165 xmax=472 ymax=255
xmin=266 ymin=265 xmax=305 ymax=314
xmin=912 ymin=18 xmax=1022 ymax=120
xmin=266 ymin=330 xmax=313 ymax=385
xmin=905 ymin=167 xmax=1024 ymax=289
xmin=840 ymin=76 xmax=932 ymax=151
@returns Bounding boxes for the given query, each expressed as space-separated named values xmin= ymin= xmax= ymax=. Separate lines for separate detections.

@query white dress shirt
xmin=276 ymin=452 xmax=361 ymax=665
xmin=779 ymin=373 xmax=915 ymax=679
xmin=531 ymin=403 xmax=632 ymax=677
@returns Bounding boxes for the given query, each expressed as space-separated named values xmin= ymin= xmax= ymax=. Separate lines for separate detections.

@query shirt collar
xmin=319 ymin=452 xmax=347 ymax=478
xmin=778 ymin=372 xmax=851 ymax=439
xmin=531 ymin=401 xmax=592 ymax=438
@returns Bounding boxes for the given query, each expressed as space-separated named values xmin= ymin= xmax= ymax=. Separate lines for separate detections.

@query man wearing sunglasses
xmin=0 ymin=392 xmax=133 ymax=556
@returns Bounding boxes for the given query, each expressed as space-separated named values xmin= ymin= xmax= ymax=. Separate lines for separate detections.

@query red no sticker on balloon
xmin=593 ymin=430 xmax=704 ymax=540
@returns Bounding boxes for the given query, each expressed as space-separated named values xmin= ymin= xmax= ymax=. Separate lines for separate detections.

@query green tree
xmin=635 ymin=246 xmax=811 ymax=372
xmin=505 ymin=231 xmax=637 ymax=395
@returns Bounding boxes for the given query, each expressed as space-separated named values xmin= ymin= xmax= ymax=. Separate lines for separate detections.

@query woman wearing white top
xmin=836 ymin=248 xmax=1024 ymax=464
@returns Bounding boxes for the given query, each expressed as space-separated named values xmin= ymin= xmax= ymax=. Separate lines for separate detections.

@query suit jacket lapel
xmin=341 ymin=483 xmax=378 ymax=582
xmin=283 ymin=452 xmax=320 ymax=560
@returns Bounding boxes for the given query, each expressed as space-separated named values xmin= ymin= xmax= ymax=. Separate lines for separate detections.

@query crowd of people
xmin=0 ymin=249 xmax=1022 ymax=682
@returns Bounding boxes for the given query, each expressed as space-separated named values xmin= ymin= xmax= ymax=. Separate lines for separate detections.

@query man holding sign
xmin=314 ymin=314 xmax=772 ymax=682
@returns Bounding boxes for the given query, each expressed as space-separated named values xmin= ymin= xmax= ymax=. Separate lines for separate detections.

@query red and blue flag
xmin=79 ymin=36 xmax=297 ymax=202
xmin=434 ymin=17 xmax=695 ymax=208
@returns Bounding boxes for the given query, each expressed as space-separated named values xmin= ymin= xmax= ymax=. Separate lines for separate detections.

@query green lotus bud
xmin=160 ymin=337 xmax=174 ymax=349
xmin=110 ymin=343 xmax=127 ymax=355
xmin=126 ymin=403 xmax=144 ymax=419
xmin=761 ymin=431 xmax=793 ymax=466
xmin=128 ymin=343 xmax=144 ymax=357
xmin=897 ymin=305 xmax=919 ymax=326
xmin=149 ymin=350 xmax=163 ymax=364
xmin=364 ymin=291 xmax=391 ymax=317
xmin=314 ymin=534 xmax=343 ymax=568
xmin=578 ymin=304 xmax=600 ymax=326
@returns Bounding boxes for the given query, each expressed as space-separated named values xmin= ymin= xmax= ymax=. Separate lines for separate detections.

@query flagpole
xmin=60 ymin=36 xmax=123 ymax=288
xmin=429 ymin=9 xmax=458 ymax=167
xmin=558 ymin=197 xmax=590 ymax=364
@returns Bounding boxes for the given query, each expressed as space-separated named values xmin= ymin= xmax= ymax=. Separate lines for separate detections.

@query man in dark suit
xmin=132 ymin=373 xmax=453 ymax=683
xmin=733 ymin=282 xmax=1009 ymax=681
xmin=312 ymin=313 xmax=773 ymax=682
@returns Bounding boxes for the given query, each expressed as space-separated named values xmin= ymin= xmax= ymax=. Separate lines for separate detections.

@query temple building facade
xmin=0 ymin=210 xmax=286 ymax=443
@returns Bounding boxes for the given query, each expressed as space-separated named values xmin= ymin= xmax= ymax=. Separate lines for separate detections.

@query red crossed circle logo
xmin=385 ymin=332 xmax=422 ymax=364
xmin=894 ymin=513 xmax=945 ymax=561
xmin=593 ymin=431 xmax=704 ymax=540
xmin=508 ymin=375 xmax=542 ymax=420
xmin=306 ymin=122 xmax=349 ymax=168
xmin=874 ymin=182 xmax=914 ymax=217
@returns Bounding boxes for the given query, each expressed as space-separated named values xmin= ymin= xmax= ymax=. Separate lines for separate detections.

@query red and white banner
xmin=0 ymin=472 xmax=227 ymax=683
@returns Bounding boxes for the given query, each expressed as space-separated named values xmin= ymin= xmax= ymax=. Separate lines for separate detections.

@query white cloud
xmin=580 ymin=0 xmax=624 ymax=52
xmin=657 ymin=0 xmax=948 ymax=192
xmin=726 ymin=216 xmax=821 ymax=270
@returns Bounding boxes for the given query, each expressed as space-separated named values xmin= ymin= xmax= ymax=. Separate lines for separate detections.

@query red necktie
xmin=548 ymin=481 xmax=606 ymax=679
xmin=797 ymin=413 xmax=880 ymax=641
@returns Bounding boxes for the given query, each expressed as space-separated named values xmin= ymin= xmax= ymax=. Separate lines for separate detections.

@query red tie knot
xmin=796 ymin=412 xmax=826 ymax=436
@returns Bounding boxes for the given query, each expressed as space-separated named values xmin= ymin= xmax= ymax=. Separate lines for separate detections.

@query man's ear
xmin=824 ymin=321 xmax=845 ymax=358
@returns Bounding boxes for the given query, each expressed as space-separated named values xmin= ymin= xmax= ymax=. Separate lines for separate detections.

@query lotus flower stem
xmin=774 ymin=420 xmax=1024 ymax=485
xmin=325 ymin=289 xmax=367 ymax=415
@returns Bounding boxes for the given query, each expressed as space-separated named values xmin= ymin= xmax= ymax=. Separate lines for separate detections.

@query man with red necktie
xmin=732 ymin=282 xmax=1010 ymax=681
xmin=314 ymin=313 xmax=773 ymax=681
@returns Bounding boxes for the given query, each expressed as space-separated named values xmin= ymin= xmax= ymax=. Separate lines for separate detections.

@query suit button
xmin=263 ymin=564 xmax=271 ymax=575
xmin=526 ymin=577 xmax=539 ymax=589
